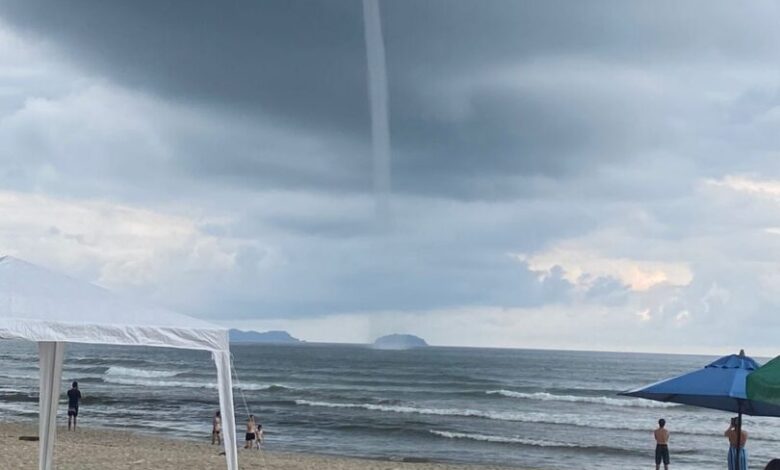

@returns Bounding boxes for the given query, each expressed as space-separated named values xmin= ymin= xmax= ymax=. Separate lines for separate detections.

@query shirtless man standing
xmin=244 ymin=415 xmax=256 ymax=449
xmin=654 ymin=418 xmax=670 ymax=470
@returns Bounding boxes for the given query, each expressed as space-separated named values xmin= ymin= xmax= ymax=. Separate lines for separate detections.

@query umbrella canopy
xmin=747 ymin=355 xmax=780 ymax=405
xmin=621 ymin=351 xmax=775 ymax=470
xmin=621 ymin=352 xmax=780 ymax=416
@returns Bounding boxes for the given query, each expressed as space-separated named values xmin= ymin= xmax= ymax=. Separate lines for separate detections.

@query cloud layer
xmin=1 ymin=2 xmax=780 ymax=351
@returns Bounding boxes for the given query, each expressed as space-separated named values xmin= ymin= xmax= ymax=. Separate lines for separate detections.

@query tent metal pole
xmin=38 ymin=341 xmax=65 ymax=470
xmin=213 ymin=350 xmax=239 ymax=470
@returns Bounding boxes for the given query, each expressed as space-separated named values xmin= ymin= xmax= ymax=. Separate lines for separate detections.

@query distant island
xmin=229 ymin=329 xmax=302 ymax=344
xmin=372 ymin=334 xmax=429 ymax=350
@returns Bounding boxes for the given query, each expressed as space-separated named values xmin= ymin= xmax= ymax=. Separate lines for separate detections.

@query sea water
xmin=0 ymin=341 xmax=777 ymax=469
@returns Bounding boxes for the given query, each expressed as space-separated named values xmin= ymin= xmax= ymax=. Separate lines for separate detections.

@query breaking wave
xmin=430 ymin=430 xmax=583 ymax=447
xmin=486 ymin=390 xmax=678 ymax=408
xmin=105 ymin=366 xmax=179 ymax=379
xmin=103 ymin=375 xmax=277 ymax=391
xmin=428 ymin=430 xmax=692 ymax=456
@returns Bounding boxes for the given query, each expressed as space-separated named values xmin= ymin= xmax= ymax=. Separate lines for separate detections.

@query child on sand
xmin=254 ymin=423 xmax=264 ymax=449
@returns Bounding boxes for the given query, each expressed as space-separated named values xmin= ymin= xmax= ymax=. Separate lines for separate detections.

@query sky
xmin=2 ymin=1 xmax=780 ymax=354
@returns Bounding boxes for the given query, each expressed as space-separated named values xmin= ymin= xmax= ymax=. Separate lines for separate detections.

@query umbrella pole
xmin=735 ymin=409 xmax=743 ymax=470
xmin=735 ymin=351 xmax=745 ymax=470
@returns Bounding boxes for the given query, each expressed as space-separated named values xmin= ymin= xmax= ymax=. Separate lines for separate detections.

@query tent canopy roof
xmin=0 ymin=256 xmax=228 ymax=351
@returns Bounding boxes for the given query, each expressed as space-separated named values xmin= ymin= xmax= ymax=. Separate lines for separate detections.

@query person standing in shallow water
xmin=67 ymin=381 xmax=82 ymax=431
xmin=654 ymin=418 xmax=670 ymax=470
xmin=244 ymin=415 xmax=256 ymax=449
xmin=726 ymin=417 xmax=748 ymax=470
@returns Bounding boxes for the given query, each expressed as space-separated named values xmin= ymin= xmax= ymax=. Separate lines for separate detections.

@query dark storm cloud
xmin=4 ymin=0 xmax=771 ymax=199
xmin=0 ymin=1 xmax=368 ymax=132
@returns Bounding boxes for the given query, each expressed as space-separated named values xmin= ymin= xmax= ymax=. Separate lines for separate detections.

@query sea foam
xmin=103 ymin=375 xmax=276 ymax=391
xmin=105 ymin=366 xmax=179 ymax=378
xmin=429 ymin=430 xmax=582 ymax=448
xmin=486 ymin=390 xmax=678 ymax=408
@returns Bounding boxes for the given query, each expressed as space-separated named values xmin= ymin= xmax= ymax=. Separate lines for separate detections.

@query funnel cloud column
xmin=362 ymin=0 xmax=391 ymax=220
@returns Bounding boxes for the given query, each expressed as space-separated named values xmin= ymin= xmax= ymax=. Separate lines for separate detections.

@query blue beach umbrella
xmin=620 ymin=350 xmax=780 ymax=470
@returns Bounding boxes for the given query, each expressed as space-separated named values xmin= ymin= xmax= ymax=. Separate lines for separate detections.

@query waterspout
xmin=362 ymin=0 xmax=391 ymax=222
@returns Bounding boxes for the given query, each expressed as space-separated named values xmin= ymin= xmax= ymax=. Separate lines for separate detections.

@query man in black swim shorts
xmin=654 ymin=418 xmax=670 ymax=470
xmin=67 ymin=381 xmax=82 ymax=431
xmin=244 ymin=415 xmax=256 ymax=449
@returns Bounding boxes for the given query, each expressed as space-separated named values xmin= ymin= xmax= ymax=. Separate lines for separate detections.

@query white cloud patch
xmin=636 ymin=309 xmax=651 ymax=322
xmin=707 ymin=175 xmax=780 ymax=199
xmin=521 ymin=247 xmax=692 ymax=292
xmin=674 ymin=310 xmax=691 ymax=325
xmin=0 ymin=190 xmax=237 ymax=290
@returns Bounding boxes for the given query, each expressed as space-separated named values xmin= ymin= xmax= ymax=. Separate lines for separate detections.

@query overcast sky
xmin=2 ymin=1 xmax=780 ymax=353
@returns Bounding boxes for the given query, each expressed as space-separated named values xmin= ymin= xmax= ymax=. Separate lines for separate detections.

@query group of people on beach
xmin=653 ymin=417 xmax=780 ymax=470
xmin=66 ymin=381 xmax=265 ymax=451
xmin=210 ymin=411 xmax=263 ymax=449
xmin=244 ymin=414 xmax=264 ymax=449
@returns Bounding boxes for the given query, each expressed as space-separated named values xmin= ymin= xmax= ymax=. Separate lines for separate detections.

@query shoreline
xmin=0 ymin=421 xmax=533 ymax=470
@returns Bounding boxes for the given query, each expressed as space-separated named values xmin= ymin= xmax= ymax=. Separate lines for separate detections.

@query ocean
xmin=0 ymin=341 xmax=778 ymax=469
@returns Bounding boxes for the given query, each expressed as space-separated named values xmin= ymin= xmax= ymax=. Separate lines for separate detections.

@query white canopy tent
xmin=0 ymin=256 xmax=239 ymax=470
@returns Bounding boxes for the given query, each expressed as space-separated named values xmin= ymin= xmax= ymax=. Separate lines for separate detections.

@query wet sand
xmin=0 ymin=422 xmax=529 ymax=470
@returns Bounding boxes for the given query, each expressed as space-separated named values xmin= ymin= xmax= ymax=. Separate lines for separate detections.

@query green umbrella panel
xmin=747 ymin=355 xmax=780 ymax=404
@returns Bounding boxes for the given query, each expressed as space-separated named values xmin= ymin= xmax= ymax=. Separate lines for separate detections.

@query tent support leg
xmin=38 ymin=341 xmax=65 ymax=470
xmin=213 ymin=350 xmax=239 ymax=470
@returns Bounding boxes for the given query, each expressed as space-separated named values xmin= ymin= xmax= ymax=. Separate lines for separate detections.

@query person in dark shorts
xmin=654 ymin=418 xmax=670 ymax=470
xmin=67 ymin=381 xmax=82 ymax=431
xmin=244 ymin=415 xmax=256 ymax=449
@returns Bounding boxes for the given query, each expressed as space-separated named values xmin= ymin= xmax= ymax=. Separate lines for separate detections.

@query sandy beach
xmin=0 ymin=422 xmax=527 ymax=470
